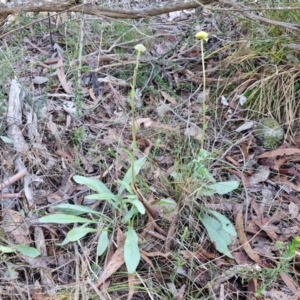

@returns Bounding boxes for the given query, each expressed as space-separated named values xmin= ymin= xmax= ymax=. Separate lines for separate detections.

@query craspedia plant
xmin=195 ymin=31 xmax=209 ymax=149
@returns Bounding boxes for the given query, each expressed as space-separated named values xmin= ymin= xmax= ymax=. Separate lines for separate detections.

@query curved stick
xmin=0 ymin=168 xmax=27 ymax=191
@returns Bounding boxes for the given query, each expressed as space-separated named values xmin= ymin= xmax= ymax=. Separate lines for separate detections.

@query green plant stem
xmin=284 ymin=236 xmax=300 ymax=259
xmin=130 ymin=51 xmax=141 ymax=185
xmin=200 ymin=39 xmax=206 ymax=150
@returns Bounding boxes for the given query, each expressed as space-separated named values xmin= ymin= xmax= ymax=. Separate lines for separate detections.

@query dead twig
xmin=0 ymin=193 xmax=23 ymax=198
xmin=0 ymin=168 xmax=27 ymax=191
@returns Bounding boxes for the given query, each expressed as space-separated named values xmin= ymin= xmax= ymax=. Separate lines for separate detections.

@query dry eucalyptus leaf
xmin=235 ymin=121 xmax=254 ymax=132
xmin=249 ymin=166 xmax=270 ymax=186
xmin=220 ymin=95 xmax=229 ymax=106
xmin=62 ymin=101 xmax=76 ymax=114
xmin=235 ymin=209 xmax=263 ymax=265
xmin=161 ymin=90 xmax=177 ymax=105
xmin=184 ymin=124 xmax=202 ymax=140
xmin=196 ymin=89 xmax=210 ymax=103
xmin=33 ymin=76 xmax=48 ymax=84
xmin=288 ymin=202 xmax=299 ymax=219
xmin=135 ymin=118 xmax=153 ymax=128
xmin=3 ymin=209 xmax=31 ymax=245
xmin=96 ymin=247 xmax=125 ymax=288
xmin=56 ymin=65 xmax=73 ymax=94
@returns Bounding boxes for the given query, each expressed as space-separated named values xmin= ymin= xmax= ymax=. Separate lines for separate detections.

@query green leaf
xmin=195 ymin=166 xmax=216 ymax=183
xmin=57 ymin=236 xmax=70 ymax=246
xmin=122 ymin=207 xmax=139 ymax=223
xmin=0 ymin=245 xmax=14 ymax=253
xmin=14 ymin=245 xmax=40 ymax=258
xmin=39 ymin=214 xmax=97 ymax=224
xmin=53 ymin=204 xmax=102 ymax=216
xmin=199 ymin=214 xmax=234 ymax=258
xmin=198 ymin=149 xmax=211 ymax=160
xmin=85 ymin=194 xmax=120 ymax=210
xmin=97 ymin=230 xmax=109 ymax=256
xmin=0 ymin=136 xmax=14 ymax=143
xmin=170 ymin=171 xmax=183 ymax=181
xmin=207 ymin=181 xmax=239 ymax=195
xmin=189 ymin=150 xmax=218 ymax=182
xmin=73 ymin=176 xmax=119 ymax=210
xmin=207 ymin=209 xmax=237 ymax=237
xmin=4 ymin=264 xmax=18 ymax=278
xmin=129 ymin=87 xmax=136 ymax=99
xmin=115 ymin=179 xmax=133 ymax=194
xmin=85 ymin=193 xmax=117 ymax=201
xmin=119 ymin=156 xmax=147 ymax=195
xmin=284 ymin=236 xmax=300 ymax=258
xmin=197 ymin=185 xmax=216 ymax=196
xmin=73 ymin=176 xmax=114 ymax=196
xmin=124 ymin=226 xmax=140 ymax=273
xmin=153 ymin=198 xmax=176 ymax=206
xmin=124 ymin=195 xmax=145 ymax=214
xmin=201 ymin=214 xmax=232 ymax=245
xmin=67 ymin=226 xmax=97 ymax=242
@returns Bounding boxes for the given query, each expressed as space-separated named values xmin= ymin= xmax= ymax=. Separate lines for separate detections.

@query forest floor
xmin=1 ymin=1 xmax=300 ymax=299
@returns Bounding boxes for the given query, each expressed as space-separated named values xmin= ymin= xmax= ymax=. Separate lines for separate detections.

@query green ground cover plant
xmin=39 ymin=155 xmax=148 ymax=273
xmin=254 ymin=237 xmax=300 ymax=296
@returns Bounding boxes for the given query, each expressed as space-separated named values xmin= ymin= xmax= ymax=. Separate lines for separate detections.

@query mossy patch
xmin=255 ymin=118 xmax=284 ymax=149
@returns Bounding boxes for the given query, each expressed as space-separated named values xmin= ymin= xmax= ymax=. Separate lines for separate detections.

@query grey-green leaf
xmin=0 ymin=136 xmax=14 ymax=143
xmin=85 ymin=193 xmax=117 ymax=201
xmin=124 ymin=195 xmax=145 ymax=214
xmin=154 ymin=198 xmax=177 ymax=206
xmin=97 ymin=230 xmax=109 ymax=256
xmin=67 ymin=226 xmax=97 ymax=242
xmin=122 ymin=207 xmax=139 ymax=223
xmin=124 ymin=226 xmax=140 ymax=273
xmin=115 ymin=179 xmax=133 ymax=194
xmin=119 ymin=156 xmax=147 ymax=195
xmin=0 ymin=245 xmax=14 ymax=253
xmin=39 ymin=214 xmax=97 ymax=224
xmin=200 ymin=214 xmax=232 ymax=245
xmin=73 ymin=176 xmax=114 ymax=195
xmin=207 ymin=209 xmax=237 ymax=237
xmin=197 ymin=186 xmax=216 ymax=196
xmin=14 ymin=245 xmax=40 ymax=258
xmin=199 ymin=214 xmax=234 ymax=259
xmin=207 ymin=181 xmax=239 ymax=195
xmin=85 ymin=194 xmax=119 ymax=210
xmin=57 ymin=236 xmax=70 ymax=246
xmin=53 ymin=204 xmax=101 ymax=216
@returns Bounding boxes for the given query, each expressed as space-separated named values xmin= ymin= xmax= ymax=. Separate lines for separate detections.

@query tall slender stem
xmin=130 ymin=46 xmax=144 ymax=186
xmin=200 ymin=39 xmax=206 ymax=150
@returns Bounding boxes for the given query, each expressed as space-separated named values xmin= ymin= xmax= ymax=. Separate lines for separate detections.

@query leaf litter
xmin=0 ymin=3 xmax=300 ymax=300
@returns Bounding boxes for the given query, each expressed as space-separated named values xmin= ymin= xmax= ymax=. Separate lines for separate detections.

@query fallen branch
xmin=0 ymin=0 xmax=214 ymax=39
xmin=0 ymin=0 xmax=213 ymax=20
xmin=1 ymin=0 xmax=300 ymax=41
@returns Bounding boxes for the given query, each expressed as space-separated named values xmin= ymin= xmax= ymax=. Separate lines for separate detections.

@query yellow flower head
xmin=135 ymin=44 xmax=146 ymax=53
xmin=195 ymin=31 xmax=209 ymax=42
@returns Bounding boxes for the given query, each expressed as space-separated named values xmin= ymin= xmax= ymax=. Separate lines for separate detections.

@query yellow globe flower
xmin=134 ymin=44 xmax=146 ymax=53
xmin=195 ymin=31 xmax=209 ymax=41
